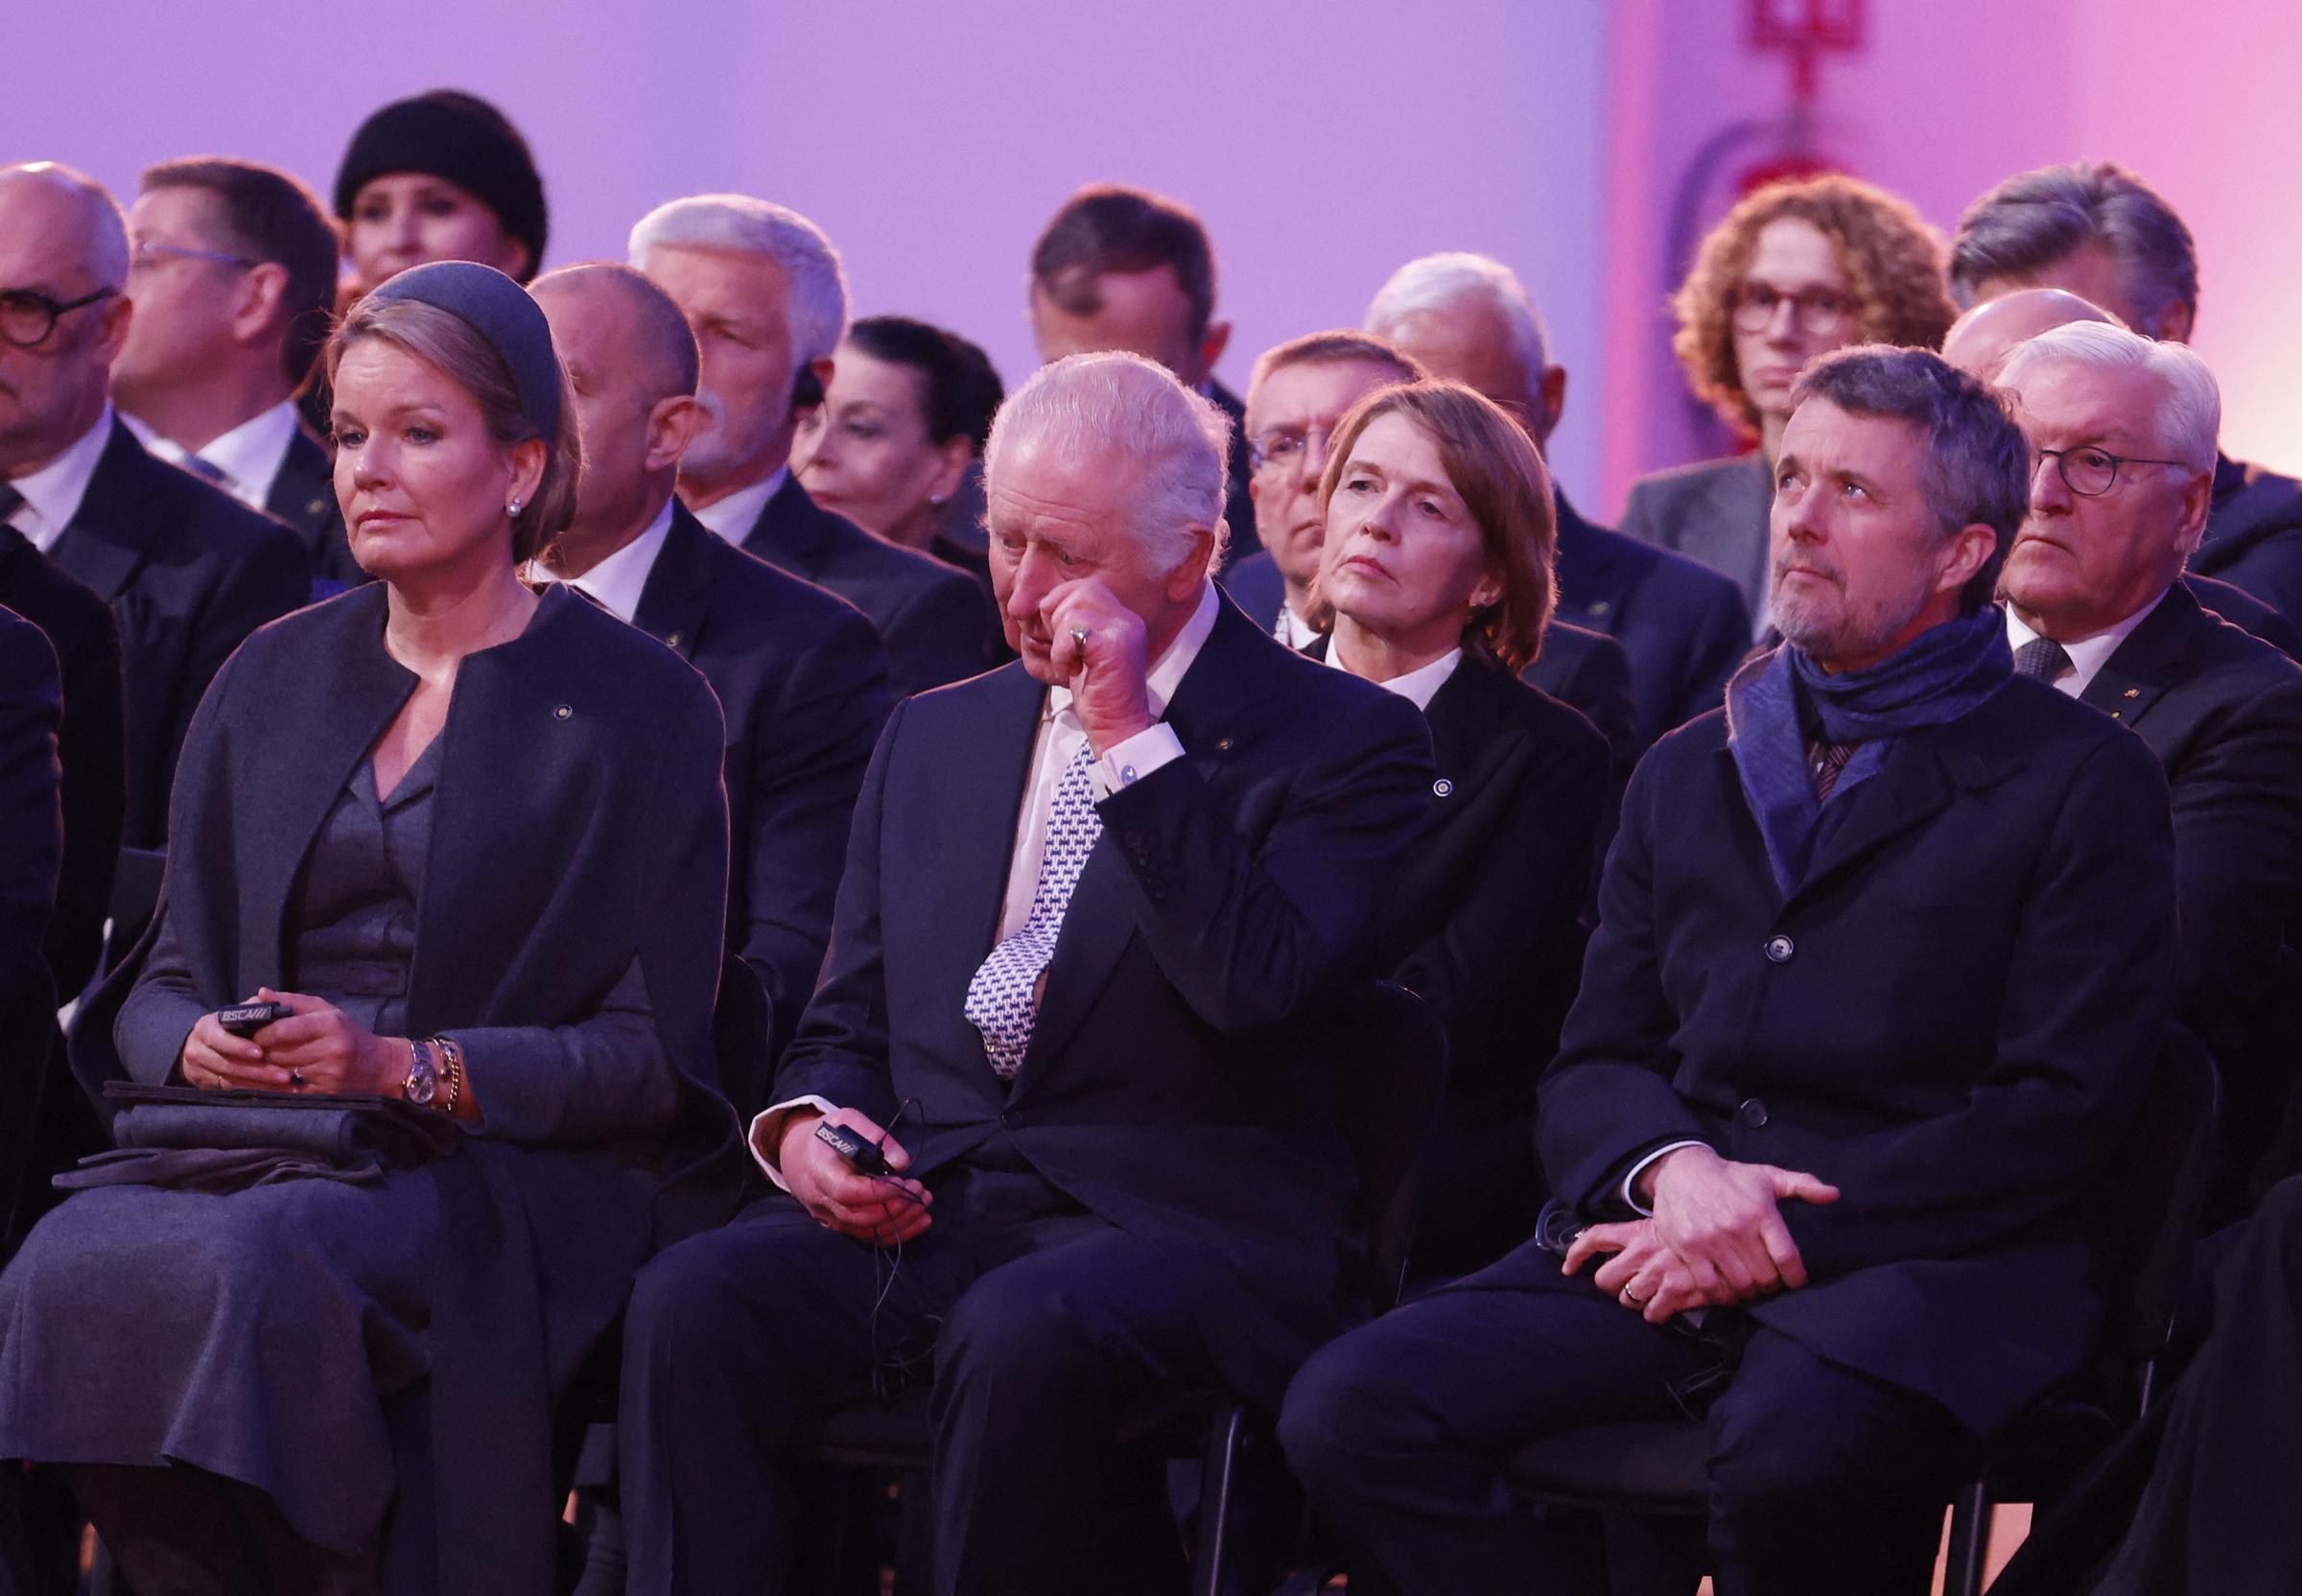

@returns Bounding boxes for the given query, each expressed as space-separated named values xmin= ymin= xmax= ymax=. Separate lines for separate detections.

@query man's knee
xmin=1704 ymin=1341 xmax=1958 ymax=1529
xmin=624 ymin=1208 xmax=824 ymax=1388
xmin=1277 ymin=1324 xmax=1427 ymax=1495
xmin=935 ymin=1254 xmax=1112 ymax=1399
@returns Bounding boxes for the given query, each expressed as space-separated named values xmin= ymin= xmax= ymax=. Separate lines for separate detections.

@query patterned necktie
xmin=2014 ymin=635 xmax=2073 ymax=684
xmin=1808 ymin=739 xmax=1859 ymax=802
xmin=963 ymin=737 xmax=1103 ymax=1077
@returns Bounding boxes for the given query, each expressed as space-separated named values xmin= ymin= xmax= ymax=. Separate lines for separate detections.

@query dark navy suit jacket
xmin=46 ymin=421 xmax=309 ymax=931
xmin=266 ymin=424 xmax=365 ymax=591
xmin=2198 ymin=452 xmax=2302 ymax=626
xmin=737 ymin=475 xmax=992 ymax=698
xmin=632 ymin=504 xmax=892 ymax=1095
xmin=775 ymin=593 xmax=1433 ymax=1403
xmin=1538 ymin=666 xmax=2176 ymax=1435
xmin=1554 ymin=491 xmax=1750 ymax=751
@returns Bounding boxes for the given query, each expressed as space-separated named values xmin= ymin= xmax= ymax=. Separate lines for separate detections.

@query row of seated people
xmin=0 ymin=141 xmax=2296 ymax=1594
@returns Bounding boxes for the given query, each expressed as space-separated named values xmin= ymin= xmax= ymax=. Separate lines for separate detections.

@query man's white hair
xmin=627 ymin=194 xmax=851 ymax=370
xmin=1365 ymin=251 xmax=1550 ymax=380
xmin=985 ymin=351 xmax=1232 ymax=575
xmin=1999 ymin=319 xmax=2221 ymax=473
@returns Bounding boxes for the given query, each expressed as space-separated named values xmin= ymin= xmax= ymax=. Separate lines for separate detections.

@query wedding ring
xmin=289 ymin=1068 xmax=304 ymax=1091
xmin=1069 ymin=625 xmax=1090 ymax=649
xmin=1621 ymin=1287 xmax=1648 ymax=1306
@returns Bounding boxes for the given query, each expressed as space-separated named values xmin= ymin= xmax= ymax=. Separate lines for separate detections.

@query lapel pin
xmin=1215 ymin=737 xmax=1233 ymax=751
xmin=1433 ymin=777 xmax=1454 ymax=797
xmin=666 ymin=630 xmax=684 ymax=648
xmin=2123 ymin=688 xmax=2140 ymax=698
xmin=552 ymin=704 xmax=573 ymax=720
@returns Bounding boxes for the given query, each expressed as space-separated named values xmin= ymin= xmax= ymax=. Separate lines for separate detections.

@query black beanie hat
xmin=334 ymin=90 xmax=549 ymax=281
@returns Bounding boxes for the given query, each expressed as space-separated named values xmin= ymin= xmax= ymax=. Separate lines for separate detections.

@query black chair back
xmin=1336 ymin=981 xmax=1450 ymax=1312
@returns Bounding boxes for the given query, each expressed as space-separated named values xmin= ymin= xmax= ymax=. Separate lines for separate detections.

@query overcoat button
xmin=1763 ymin=935 xmax=1794 ymax=964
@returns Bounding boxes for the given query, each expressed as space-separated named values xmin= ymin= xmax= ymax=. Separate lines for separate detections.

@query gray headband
xmin=369 ymin=261 xmax=563 ymax=438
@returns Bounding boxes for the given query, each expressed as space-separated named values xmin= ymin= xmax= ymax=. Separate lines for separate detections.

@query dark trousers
xmin=620 ymin=1164 xmax=1221 ymax=1596
xmin=1279 ymin=1249 xmax=1976 ymax=1596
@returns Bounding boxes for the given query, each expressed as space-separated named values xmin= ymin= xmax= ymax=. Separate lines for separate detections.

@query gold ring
xmin=1070 ymin=625 xmax=1090 ymax=649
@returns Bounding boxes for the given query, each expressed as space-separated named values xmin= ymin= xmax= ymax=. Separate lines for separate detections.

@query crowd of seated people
xmin=0 ymin=83 xmax=2296 ymax=1595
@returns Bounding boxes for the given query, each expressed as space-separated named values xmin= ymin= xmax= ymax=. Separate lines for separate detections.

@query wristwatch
xmin=404 ymin=1038 xmax=439 ymax=1107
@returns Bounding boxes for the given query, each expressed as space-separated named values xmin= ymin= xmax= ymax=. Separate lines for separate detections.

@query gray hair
xmin=627 ymin=194 xmax=850 ymax=370
xmin=1950 ymin=162 xmax=2197 ymax=340
xmin=985 ymin=351 xmax=1232 ymax=575
xmin=3 ymin=162 xmax=129 ymax=291
xmin=1791 ymin=345 xmax=2032 ymax=615
xmin=1365 ymin=251 xmax=1551 ymax=377
xmin=1998 ymin=320 xmax=2221 ymax=474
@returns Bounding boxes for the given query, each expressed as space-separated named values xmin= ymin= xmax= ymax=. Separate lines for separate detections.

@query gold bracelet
xmin=434 ymin=1035 xmax=464 ymax=1115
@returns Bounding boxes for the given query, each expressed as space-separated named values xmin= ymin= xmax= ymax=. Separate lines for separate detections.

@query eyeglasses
xmin=0 ymin=286 xmax=117 ymax=350
xmin=1730 ymin=281 xmax=1853 ymax=338
xmin=1248 ymin=424 xmax=1342 ymax=475
xmin=129 ymin=240 xmax=259 ymax=274
xmin=2034 ymin=446 xmax=2191 ymax=498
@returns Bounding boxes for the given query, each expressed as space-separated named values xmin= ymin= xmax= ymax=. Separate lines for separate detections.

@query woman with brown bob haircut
xmin=0 ymin=263 xmax=739 ymax=1594
xmin=1309 ymin=380 xmax=1611 ymax=1275
xmin=1622 ymin=175 xmax=1957 ymax=633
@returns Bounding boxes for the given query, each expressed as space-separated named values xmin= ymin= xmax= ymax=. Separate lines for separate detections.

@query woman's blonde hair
xmin=325 ymin=296 xmax=580 ymax=564
xmin=1308 ymin=380 xmax=1556 ymax=672
xmin=1672 ymin=175 xmax=1957 ymax=436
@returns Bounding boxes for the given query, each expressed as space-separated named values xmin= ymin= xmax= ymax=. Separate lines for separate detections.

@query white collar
xmin=1274 ymin=602 xmax=1320 ymax=651
xmin=690 ymin=465 xmax=788 ymax=546
xmin=2005 ymin=590 xmax=2169 ymax=697
xmin=7 ymin=404 xmax=116 ymax=549
xmin=131 ymin=399 xmax=302 ymax=509
xmin=1048 ymin=581 xmax=1221 ymax=725
xmin=543 ymin=499 xmax=676 ymax=623
xmin=1322 ymin=636 xmax=1464 ymax=712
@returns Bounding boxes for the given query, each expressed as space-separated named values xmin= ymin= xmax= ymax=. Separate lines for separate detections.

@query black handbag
xmin=54 ymin=1082 xmax=462 ymax=1193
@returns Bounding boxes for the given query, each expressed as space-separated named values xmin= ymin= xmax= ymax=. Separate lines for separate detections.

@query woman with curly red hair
xmin=1622 ymin=175 xmax=1957 ymax=636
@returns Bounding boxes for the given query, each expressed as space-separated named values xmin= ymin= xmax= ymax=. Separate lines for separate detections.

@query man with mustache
xmin=630 ymin=194 xmax=993 ymax=696
xmin=1282 ymin=346 xmax=2177 ymax=1596
xmin=1996 ymin=319 xmax=2302 ymax=1212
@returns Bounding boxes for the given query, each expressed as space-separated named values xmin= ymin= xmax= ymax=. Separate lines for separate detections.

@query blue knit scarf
xmin=1726 ymin=607 xmax=2012 ymax=897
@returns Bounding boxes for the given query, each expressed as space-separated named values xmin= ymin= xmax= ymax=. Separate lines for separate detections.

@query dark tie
xmin=1807 ymin=739 xmax=1859 ymax=803
xmin=2014 ymin=636 xmax=2073 ymax=684
xmin=182 ymin=454 xmax=229 ymax=487
xmin=0 ymin=481 xmax=22 ymax=526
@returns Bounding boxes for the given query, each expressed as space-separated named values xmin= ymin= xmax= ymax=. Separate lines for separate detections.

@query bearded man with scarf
xmin=1280 ymin=346 xmax=2178 ymax=1596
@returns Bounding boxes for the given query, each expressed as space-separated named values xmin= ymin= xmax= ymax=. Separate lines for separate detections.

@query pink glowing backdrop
xmin=10 ymin=0 xmax=2294 ymax=521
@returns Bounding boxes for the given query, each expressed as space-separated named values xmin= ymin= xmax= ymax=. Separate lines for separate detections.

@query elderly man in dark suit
xmin=531 ymin=262 xmax=892 ymax=1102
xmin=1954 ymin=160 xmax=2302 ymax=627
xmin=0 ymin=163 xmax=309 ymax=963
xmin=620 ymin=351 xmax=1432 ymax=1596
xmin=1281 ymin=346 xmax=2177 ymax=1596
xmin=110 ymin=157 xmax=361 ymax=591
xmin=1996 ymin=321 xmax=2302 ymax=1210
xmin=1221 ymin=329 xmax=1639 ymax=767
xmin=629 ymin=194 xmax=992 ymax=698
xmin=1367 ymin=251 xmax=1752 ymax=751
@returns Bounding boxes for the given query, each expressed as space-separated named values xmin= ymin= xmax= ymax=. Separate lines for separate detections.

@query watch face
xmin=406 ymin=1054 xmax=438 ymax=1106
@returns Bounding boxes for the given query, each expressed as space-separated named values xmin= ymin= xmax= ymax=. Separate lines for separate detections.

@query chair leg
xmin=1942 ymin=1478 xmax=1994 ymax=1596
xmin=1190 ymin=1403 xmax=1247 ymax=1596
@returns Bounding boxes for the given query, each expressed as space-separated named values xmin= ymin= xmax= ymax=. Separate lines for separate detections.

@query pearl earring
xmin=507 ymin=498 xmax=525 ymax=516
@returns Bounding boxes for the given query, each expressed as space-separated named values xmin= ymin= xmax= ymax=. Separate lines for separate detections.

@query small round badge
xmin=553 ymin=704 xmax=573 ymax=720
xmin=1433 ymin=777 xmax=1454 ymax=797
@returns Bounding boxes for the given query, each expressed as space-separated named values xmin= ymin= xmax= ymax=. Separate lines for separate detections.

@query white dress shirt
xmin=1321 ymin=639 xmax=1462 ymax=713
xmin=3 ymin=405 xmax=116 ymax=554
xmin=1274 ymin=603 xmax=1320 ymax=652
xmin=125 ymin=399 xmax=300 ymax=513
xmin=2005 ymin=591 xmax=2167 ymax=698
xmin=690 ymin=466 xmax=788 ymax=548
xmin=747 ymin=581 xmax=1223 ymax=1184
xmin=530 ymin=501 xmax=674 ymax=623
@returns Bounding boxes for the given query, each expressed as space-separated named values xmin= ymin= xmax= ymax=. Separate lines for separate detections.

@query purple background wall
xmin=12 ymin=1 xmax=2294 ymax=522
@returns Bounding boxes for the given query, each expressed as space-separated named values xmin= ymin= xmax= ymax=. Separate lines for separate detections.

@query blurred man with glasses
xmin=1999 ymin=318 xmax=2302 ymax=1214
xmin=113 ymin=157 xmax=357 ymax=588
xmin=0 ymin=162 xmax=306 ymax=984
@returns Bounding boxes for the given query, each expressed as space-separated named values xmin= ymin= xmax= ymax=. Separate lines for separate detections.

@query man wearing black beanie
xmin=333 ymin=89 xmax=548 ymax=294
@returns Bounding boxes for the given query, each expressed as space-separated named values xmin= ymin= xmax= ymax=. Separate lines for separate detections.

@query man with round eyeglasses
xmin=1998 ymin=317 xmax=2302 ymax=1216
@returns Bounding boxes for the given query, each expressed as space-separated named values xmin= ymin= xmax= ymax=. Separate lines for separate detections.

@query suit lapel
xmin=631 ymin=505 xmax=715 ymax=662
xmin=266 ymin=429 xmax=338 ymax=537
xmin=1421 ymin=660 xmax=1519 ymax=832
xmin=745 ymin=475 xmax=835 ymax=581
xmin=2078 ymin=588 xmax=2196 ymax=731
xmin=930 ymin=668 xmax=1046 ymax=1070
xmin=50 ymin=421 xmax=163 ymax=600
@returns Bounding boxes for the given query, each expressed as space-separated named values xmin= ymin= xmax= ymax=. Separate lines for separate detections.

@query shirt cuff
xmin=1620 ymin=1139 xmax=1710 ymax=1215
xmin=1094 ymin=723 xmax=1184 ymax=796
xmin=747 ymin=1095 xmax=839 ymax=1190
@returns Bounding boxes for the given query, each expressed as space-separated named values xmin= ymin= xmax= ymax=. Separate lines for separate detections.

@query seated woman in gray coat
xmin=0 ymin=263 xmax=739 ymax=1596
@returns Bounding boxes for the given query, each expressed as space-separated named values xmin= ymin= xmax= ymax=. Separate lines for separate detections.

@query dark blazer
xmin=1537 ymin=670 xmax=2176 ymax=1436
xmin=2197 ymin=452 xmax=2302 ymax=625
xmin=1219 ymin=548 xmax=1286 ymax=634
xmin=2078 ymin=583 xmax=2302 ymax=1197
xmin=265 ymin=424 xmax=365 ymax=591
xmin=632 ymin=505 xmax=893 ymax=1096
xmin=73 ymin=581 xmax=740 ymax=1596
xmin=1207 ymin=376 xmax=1260 ymax=568
xmin=737 ymin=474 xmax=992 ymax=698
xmin=1619 ymin=451 xmax=1773 ymax=626
xmin=45 ymin=420 xmax=310 ymax=927
xmin=1555 ymin=491 xmax=1752 ymax=750
xmin=0 ymin=531 xmax=123 ymax=999
xmin=2186 ymin=571 xmax=2301 ymax=657
xmin=1338 ymin=645 xmax=1611 ymax=1275
xmin=0 ymin=609 xmax=61 ymax=1244
xmin=776 ymin=593 xmax=1434 ymax=1404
